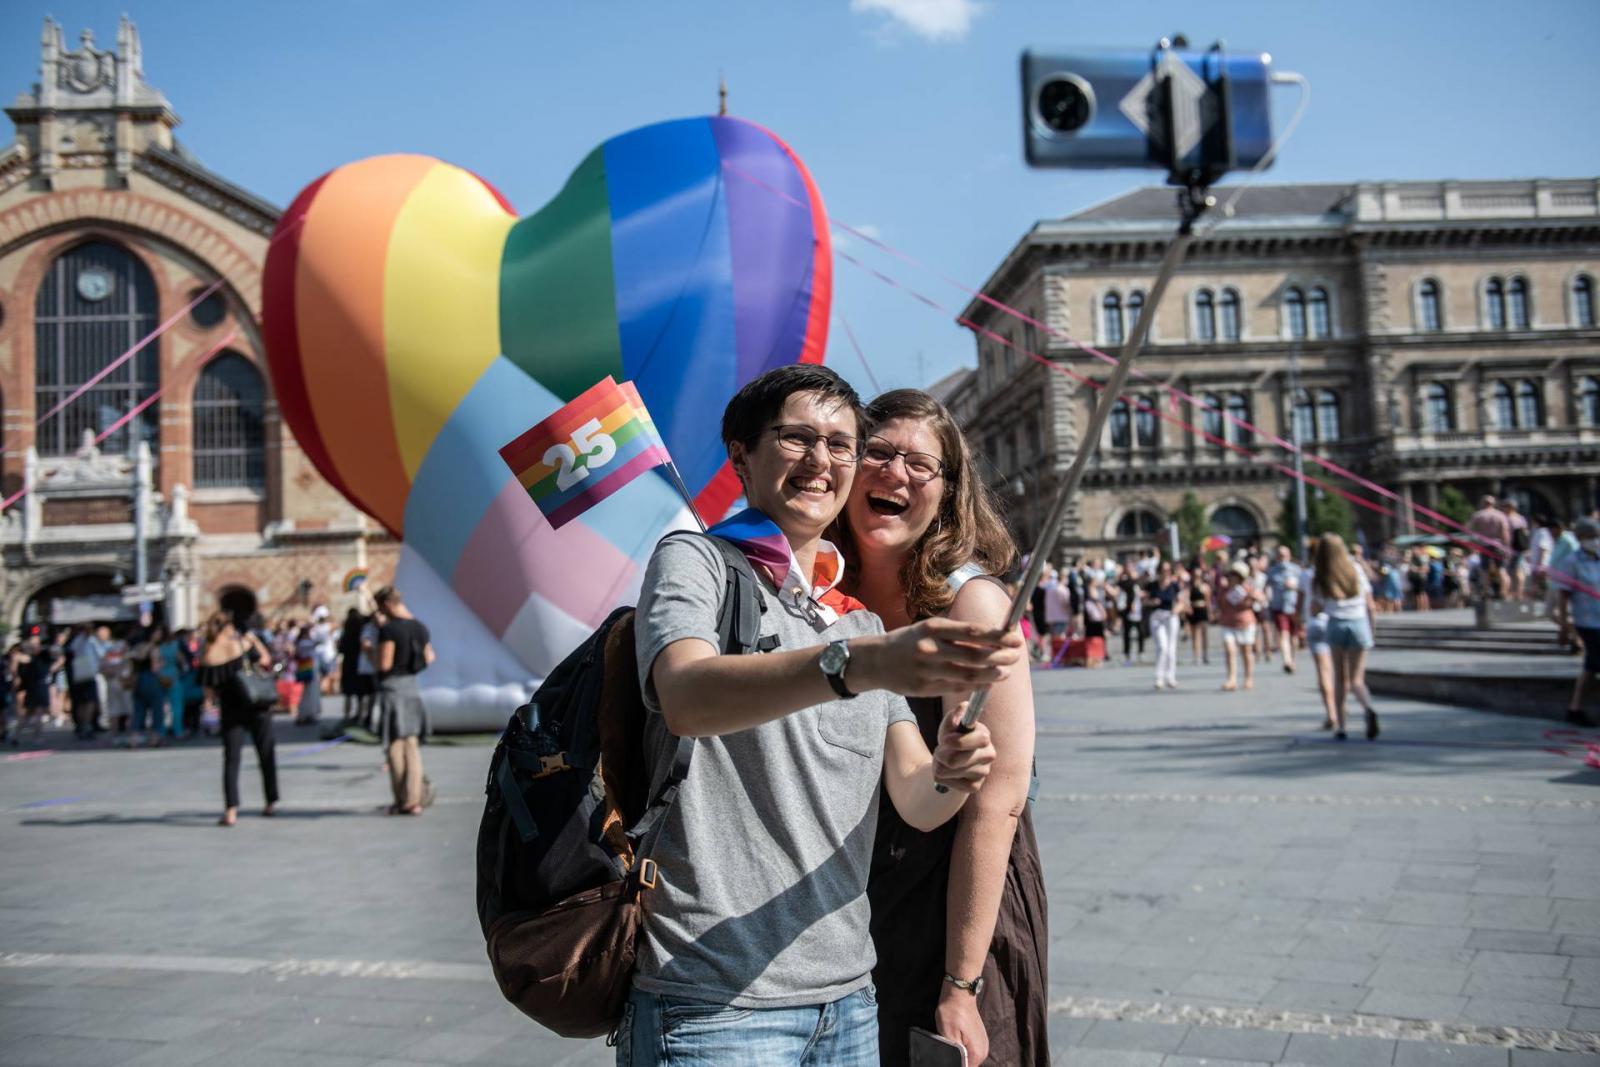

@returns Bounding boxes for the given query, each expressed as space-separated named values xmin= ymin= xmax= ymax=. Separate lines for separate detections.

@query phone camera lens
xmin=1037 ymin=76 xmax=1092 ymax=133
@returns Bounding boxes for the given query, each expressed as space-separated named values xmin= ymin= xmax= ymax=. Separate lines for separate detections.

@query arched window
xmin=1315 ymin=390 xmax=1341 ymax=441
xmin=1291 ymin=388 xmax=1316 ymax=443
xmin=1308 ymin=287 xmax=1331 ymax=339
xmin=1116 ymin=509 xmax=1164 ymax=538
xmin=1485 ymin=277 xmax=1506 ymax=329
xmin=1103 ymin=292 xmax=1124 ymax=345
xmin=1284 ymin=287 xmax=1307 ymax=339
xmin=34 ymin=241 xmax=160 ymax=457
xmin=1425 ymin=383 xmax=1454 ymax=432
xmin=1508 ymin=277 xmax=1530 ymax=329
xmin=1210 ymin=504 xmax=1260 ymax=540
xmin=1126 ymin=290 xmax=1145 ymax=332
xmin=1491 ymin=381 xmax=1514 ymax=428
xmin=1580 ymin=377 xmax=1600 ymax=427
xmin=1418 ymin=279 xmax=1443 ymax=331
xmin=1202 ymin=393 xmax=1225 ymax=448
xmin=1219 ymin=288 xmax=1241 ymax=341
xmin=1194 ymin=289 xmax=1216 ymax=342
xmin=1109 ymin=398 xmax=1132 ymax=449
xmin=193 ymin=352 xmax=266 ymax=489
xmin=1515 ymin=379 xmax=1541 ymax=429
xmin=1227 ymin=392 xmax=1253 ymax=446
xmin=1134 ymin=396 xmax=1158 ymax=448
xmin=1574 ymin=275 xmax=1596 ymax=328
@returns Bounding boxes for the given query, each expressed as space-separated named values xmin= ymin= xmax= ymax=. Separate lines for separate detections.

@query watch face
xmin=77 ymin=267 xmax=113 ymax=303
xmin=820 ymin=641 xmax=848 ymax=674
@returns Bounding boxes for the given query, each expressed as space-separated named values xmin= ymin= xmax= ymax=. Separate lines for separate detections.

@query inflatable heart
xmin=262 ymin=117 xmax=831 ymax=721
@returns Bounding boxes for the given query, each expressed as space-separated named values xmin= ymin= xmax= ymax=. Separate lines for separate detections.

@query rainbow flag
xmin=500 ymin=376 xmax=671 ymax=530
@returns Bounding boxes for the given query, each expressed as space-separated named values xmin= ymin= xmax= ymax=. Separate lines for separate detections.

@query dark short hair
xmin=720 ymin=364 xmax=864 ymax=450
xmin=373 ymin=585 xmax=402 ymax=610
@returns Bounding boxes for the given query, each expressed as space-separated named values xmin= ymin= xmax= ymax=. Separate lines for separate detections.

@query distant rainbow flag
xmin=500 ymin=376 xmax=671 ymax=530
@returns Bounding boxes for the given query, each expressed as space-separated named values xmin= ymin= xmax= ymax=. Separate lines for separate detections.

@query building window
xmin=1508 ymin=277 xmax=1530 ymax=329
xmin=1491 ymin=381 xmax=1514 ymax=428
xmin=1025 ymin=415 xmax=1041 ymax=458
xmin=1285 ymin=287 xmax=1307 ymax=339
xmin=1219 ymin=288 xmax=1241 ymax=341
xmin=1580 ymin=377 xmax=1600 ymax=426
xmin=1308 ymin=287 xmax=1331 ymax=339
xmin=1024 ymin=315 xmax=1038 ymax=357
xmin=1425 ymin=383 xmax=1454 ymax=432
xmin=1291 ymin=389 xmax=1316 ymax=443
xmin=1194 ymin=289 xmax=1216 ymax=342
xmin=1103 ymin=292 xmax=1124 ymax=345
xmin=1116 ymin=509 xmax=1164 ymax=538
xmin=190 ymin=288 xmax=226 ymax=330
xmin=1227 ymin=392 xmax=1253 ymax=446
xmin=1109 ymin=398 xmax=1132 ymax=449
xmin=1515 ymin=379 xmax=1541 ymax=428
xmin=1134 ymin=396 xmax=1158 ymax=448
xmin=1315 ymin=390 xmax=1341 ymax=442
xmin=1127 ymin=290 xmax=1145 ymax=332
xmin=1418 ymin=279 xmax=1442 ymax=331
xmin=1002 ymin=332 xmax=1016 ymax=375
xmin=193 ymin=351 xmax=266 ymax=489
xmin=33 ymin=241 xmax=160 ymax=458
xmin=1202 ymin=392 xmax=1224 ymax=448
xmin=1574 ymin=276 xmax=1596 ymax=328
xmin=1210 ymin=504 xmax=1259 ymax=540
xmin=1485 ymin=277 xmax=1506 ymax=329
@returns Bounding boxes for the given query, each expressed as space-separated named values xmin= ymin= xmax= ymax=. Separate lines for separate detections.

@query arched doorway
xmin=218 ymin=586 xmax=257 ymax=629
xmin=20 ymin=569 xmax=147 ymax=634
xmin=1210 ymin=504 xmax=1261 ymax=549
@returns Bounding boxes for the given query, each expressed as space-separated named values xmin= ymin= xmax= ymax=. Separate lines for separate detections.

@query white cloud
xmin=850 ymin=0 xmax=983 ymax=42
xmin=832 ymin=222 xmax=883 ymax=253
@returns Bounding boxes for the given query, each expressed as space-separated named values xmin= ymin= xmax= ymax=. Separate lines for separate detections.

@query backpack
xmin=475 ymin=532 xmax=767 ymax=1039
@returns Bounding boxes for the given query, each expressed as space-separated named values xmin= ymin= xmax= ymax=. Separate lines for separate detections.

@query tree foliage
xmin=1170 ymin=491 xmax=1209 ymax=561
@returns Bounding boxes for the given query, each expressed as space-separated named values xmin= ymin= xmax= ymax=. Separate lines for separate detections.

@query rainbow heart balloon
xmin=262 ymin=117 xmax=831 ymax=722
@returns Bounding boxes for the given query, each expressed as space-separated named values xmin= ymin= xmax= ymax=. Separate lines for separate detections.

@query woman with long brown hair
xmin=199 ymin=610 xmax=278 ymax=825
xmin=1309 ymin=533 xmax=1380 ymax=740
xmin=834 ymin=389 xmax=1048 ymax=1067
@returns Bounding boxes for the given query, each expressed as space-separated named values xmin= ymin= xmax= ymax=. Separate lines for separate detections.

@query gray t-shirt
xmin=633 ymin=534 xmax=915 ymax=1008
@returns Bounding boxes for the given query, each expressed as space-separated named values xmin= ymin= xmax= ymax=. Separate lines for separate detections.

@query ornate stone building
xmin=0 ymin=18 xmax=396 ymax=634
xmin=958 ymin=178 xmax=1600 ymax=561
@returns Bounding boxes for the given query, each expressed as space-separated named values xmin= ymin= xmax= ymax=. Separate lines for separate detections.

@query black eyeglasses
xmin=769 ymin=425 xmax=861 ymax=464
xmin=860 ymin=435 xmax=945 ymax=483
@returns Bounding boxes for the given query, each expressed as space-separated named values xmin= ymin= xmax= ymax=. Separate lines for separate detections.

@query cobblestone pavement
xmin=1 ymin=644 xmax=1598 ymax=1066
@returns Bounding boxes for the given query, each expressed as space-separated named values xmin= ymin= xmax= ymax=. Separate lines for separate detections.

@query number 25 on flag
xmin=543 ymin=418 xmax=617 ymax=491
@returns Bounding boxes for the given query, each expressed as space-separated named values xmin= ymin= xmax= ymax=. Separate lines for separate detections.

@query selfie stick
xmin=956 ymin=187 xmax=1211 ymax=733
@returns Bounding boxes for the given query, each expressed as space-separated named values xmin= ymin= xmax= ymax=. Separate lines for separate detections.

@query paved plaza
xmin=2 ymin=647 xmax=1599 ymax=1066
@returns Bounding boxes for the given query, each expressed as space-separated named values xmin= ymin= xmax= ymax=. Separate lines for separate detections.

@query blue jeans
xmin=617 ymin=984 xmax=879 ymax=1066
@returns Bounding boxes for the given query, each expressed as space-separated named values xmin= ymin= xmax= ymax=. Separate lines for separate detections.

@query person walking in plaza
xmin=99 ymin=633 xmax=132 ymax=737
xmin=1554 ymin=517 xmax=1600 ymax=726
xmin=127 ymin=624 xmax=168 ymax=747
xmin=1502 ymin=499 xmax=1530 ymax=598
xmin=0 ymin=642 xmax=18 ymax=745
xmin=1468 ymin=495 xmax=1513 ymax=598
xmin=15 ymin=633 xmax=61 ymax=745
xmin=1117 ymin=565 xmax=1146 ymax=665
xmin=1266 ymin=545 xmax=1303 ymax=674
xmin=157 ymin=627 xmax=190 ymax=740
xmin=338 ymin=607 xmax=376 ymax=729
xmin=619 ymin=366 xmax=1012 ymax=1066
xmin=1187 ymin=565 xmax=1212 ymax=666
xmin=1217 ymin=560 xmax=1263 ymax=692
xmin=292 ymin=623 xmax=323 ymax=726
xmin=836 ymin=387 xmax=1048 ymax=1067
xmin=1300 ymin=538 xmax=1340 ymax=731
xmin=66 ymin=623 xmax=107 ymax=741
xmin=373 ymin=586 xmax=432 ymax=816
xmin=1147 ymin=559 xmax=1184 ymax=690
xmin=198 ymin=612 xmax=278 ymax=826
xmin=1309 ymin=534 xmax=1380 ymax=740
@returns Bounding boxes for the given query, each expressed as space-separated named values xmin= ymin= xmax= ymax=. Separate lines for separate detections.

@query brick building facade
xmin=0 ymin=18 xmax=397 ymax=635
xmin=955 ymin=179 xmax=1600 ymax=561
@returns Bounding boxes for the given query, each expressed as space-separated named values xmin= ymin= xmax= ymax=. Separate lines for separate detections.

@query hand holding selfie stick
xmin=953 ymin=188 xmax=1210 ymax=738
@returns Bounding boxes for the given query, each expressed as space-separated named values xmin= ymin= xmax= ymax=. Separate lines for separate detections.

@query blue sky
xmin=5 ymin=1 xmax=1597 ymax=395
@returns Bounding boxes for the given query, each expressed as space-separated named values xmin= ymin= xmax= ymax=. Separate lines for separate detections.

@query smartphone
xmin=909 ymin=1026 xmax=969 ymax=1067
xmin=1022 ymin=46 xmax=1274 ymax=176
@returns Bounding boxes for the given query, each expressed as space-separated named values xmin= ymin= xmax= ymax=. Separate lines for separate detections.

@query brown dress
xmin=869 ymin=694 xmax=1051 ymax=1066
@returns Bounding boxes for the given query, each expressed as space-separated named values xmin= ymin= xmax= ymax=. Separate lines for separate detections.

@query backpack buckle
xmin=537 ymin=753 xmax=569 ymax=777
xmin=637 ymin=858 xmax=658 ymax=890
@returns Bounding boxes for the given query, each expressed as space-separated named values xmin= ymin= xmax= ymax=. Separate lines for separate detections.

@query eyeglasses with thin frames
xmin=768 ymin=424 xmax=862 ymax=464
xmin=860 ymin=435 xmax=945 ymax=483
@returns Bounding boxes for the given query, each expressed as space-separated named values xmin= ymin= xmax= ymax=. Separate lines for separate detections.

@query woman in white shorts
xmin=1216 ymin=560 xmax=1262 ymax=691
xmin=1308 ymin=534 xmax=1379 ymax=741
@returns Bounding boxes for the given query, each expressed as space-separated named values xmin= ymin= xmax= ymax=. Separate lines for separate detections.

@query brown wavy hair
xmin=832 ymin=389 xmax=1017 ymax=619
xmin=1312 ymin=532 xmax=1361 ymax=600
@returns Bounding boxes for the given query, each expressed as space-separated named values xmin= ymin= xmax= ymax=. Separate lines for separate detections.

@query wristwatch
xmin=943 ymin=973 xmax=985 ymax=996
xmin=818 ymin=639 xmax=857 ymax=699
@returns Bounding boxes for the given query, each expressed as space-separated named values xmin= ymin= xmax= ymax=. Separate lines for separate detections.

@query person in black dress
xmin=198 ymin=611 xmax=277 ymax=827
xmin=834 ymin=389 xmax=1049 ymax=1067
